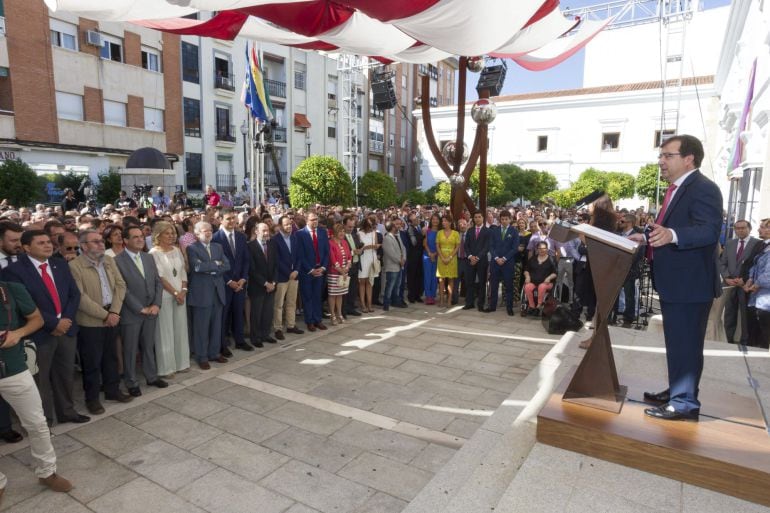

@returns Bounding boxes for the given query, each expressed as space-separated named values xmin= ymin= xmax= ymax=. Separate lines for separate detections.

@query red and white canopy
xmin=44 ymin=0 xmax=618 ymax=68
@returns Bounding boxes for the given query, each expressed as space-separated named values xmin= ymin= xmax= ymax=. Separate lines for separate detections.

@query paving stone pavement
xmin=0 ymin=304 xmax=559 ymax=512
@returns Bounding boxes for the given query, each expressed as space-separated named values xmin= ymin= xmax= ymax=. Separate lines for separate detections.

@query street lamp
xmin=386 ymin=150 xmax=392 ymax=175
xmin=305 ymin=134 xmax=312 ymax=158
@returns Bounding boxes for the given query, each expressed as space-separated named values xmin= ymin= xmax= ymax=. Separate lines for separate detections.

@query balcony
xmin=214 ymin=72 xmax=235 ymax=92
xmin=265 ymin=79 xmax=286 ymax=98
xmin=369 ymin=139 xmax=384 ymax=154
xmin=216 ymin=173 xmax=236 ymax=192
xmin=429 ymin=97 xmax=438 ymax=107
xmin=272 ymin=126 xmax=287 ymax=143
xmin=215 ymin=123 xmax=236 ymax=143
xmin=184 ymin=126 xmax=201 ymax=137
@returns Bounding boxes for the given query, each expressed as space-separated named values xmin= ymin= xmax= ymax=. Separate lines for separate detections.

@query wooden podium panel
xmin=538 ymin=368 xmax=770 ymax=507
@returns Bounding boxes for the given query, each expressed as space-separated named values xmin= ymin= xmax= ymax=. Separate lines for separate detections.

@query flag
xmin=241 ymin=42 xmax=273 ymax=123
xmin=728 ymin=58 xmax=757 ymax=176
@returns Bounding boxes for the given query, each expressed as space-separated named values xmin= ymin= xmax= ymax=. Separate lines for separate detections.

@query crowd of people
xmin=0 ymin=151 xmax=766 ymax=495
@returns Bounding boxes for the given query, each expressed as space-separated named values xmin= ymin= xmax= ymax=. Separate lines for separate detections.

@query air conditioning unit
xmin=85 ymin=30 xmax=102 ymax=46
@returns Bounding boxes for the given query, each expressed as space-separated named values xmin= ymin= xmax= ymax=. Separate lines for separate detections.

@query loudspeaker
xmin=372 ymin=79 xmax=397 ymax=110
xmin=476 ymin=64 xmax=507 ymax=97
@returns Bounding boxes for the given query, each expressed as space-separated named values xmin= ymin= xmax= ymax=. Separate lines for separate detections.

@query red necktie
xmin=475 ymin=227 xmax=480 ymax=237
xmin=736 ymin=239 xmax=745 ymax=262
xmin=39 ymin=263 xmax=62 ymax=316
xmin=312 ymin=229 xmax=320 ymax=265
xmin=647 ymin=184 xmax=678 ymax=261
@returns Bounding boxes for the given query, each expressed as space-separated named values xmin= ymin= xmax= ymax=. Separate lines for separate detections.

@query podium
xmin=549 ymin=222 xmax=640 ymax=413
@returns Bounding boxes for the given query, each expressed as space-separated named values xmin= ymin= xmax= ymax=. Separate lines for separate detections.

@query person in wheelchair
xmin=522 ymin=242 xmax=557 ymax=317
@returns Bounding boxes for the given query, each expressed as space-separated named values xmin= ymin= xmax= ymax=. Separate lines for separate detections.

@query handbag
xmin=24 ymin=340 xmax=38 ymax=375
xmin=338 ymin=274 xmax=350 ymax=289
xmin=371 ymin=256 xmax=381 ymax=276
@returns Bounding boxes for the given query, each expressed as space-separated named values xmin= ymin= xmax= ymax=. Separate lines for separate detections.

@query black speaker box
xmin=372 ymin=79 xmax=397 ymax=109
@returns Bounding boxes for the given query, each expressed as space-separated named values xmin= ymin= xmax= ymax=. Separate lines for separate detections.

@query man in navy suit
xmin=296 ymin=212 xmax=329 ymax=331
xmin=487 ymin=210 xmax=519 ymax=315
xmin=248 ymin=223 xmax=277 ymax=346
xmin=187 ymin=222 xmax=231 ymax=370
xmin=212 ymin=210 xmax=252 ymax=354
xmin=3 ymin=230 xmax=89 ymax=425
xmin=463 ymin=212 xmax=490 ymax=311
xmin=632 ymin=135 xmax=723 ymax=421
xmin=272 ymin=215 xmax=303 ymax=340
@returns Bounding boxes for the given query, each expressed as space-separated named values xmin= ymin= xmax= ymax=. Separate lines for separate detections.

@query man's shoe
xmin=483 ymin=308 xmax=495 ymax=313
xmin=215 ymin=356 xmax=229 ymax=364
xmin=316 ymin=323 xmax=328 ymax=331
xmin=147 ymin=379 xmax=169 ymax=389
xmin=372 ymin=300 xmax=383 ymax=306
xmin=462 ymin=304 xmax=475 ymax=310
xmin=86 ymin=400 xmax=106 ymax=414
xmin=235 ymin=343 xmax=255 ymax=351
xmin=0 ymin=430 xmax=22 ymax=443
xmin=286 ymin=326 xmax=304 ymax=335
xmin=263 ymin=336 xmax=278 ymax=344
xmin=59 ymin=414 xmax=90 ymax=424
xmin=643 ymin=389 xmax=670 ymax=404
xmin=198 ymin=361 xmax=211 ymax=370
xmin=347 ymin=310 xmax=362 ymax=316
xmin=307 ymin=323 xmax=317 ymax=332
xmin=274 ymin=330 xmax=285 ymax=341
xmin=221 ymin=347 xmax=234 ymax=358
xmin=128 ymin=387 xmax=142 ymax=397
xmin=520 ymin=309 xmax=528 ymax=318
xmin=393 ymin=303 xmax=407 ymax=308
xmin=507 ymin=308 xmax=514 ymax=316
xmin=382 ymin=305 xmax=389 ymax=311
xmin=644 ymin=404 xmax=699 ymax=421
xmin=39 ymin=473 xmax=73 ymax=493
xmin=104 ymin=392 xmax=133 ymax=403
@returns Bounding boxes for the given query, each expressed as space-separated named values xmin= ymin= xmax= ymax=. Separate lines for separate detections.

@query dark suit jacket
xmin=653 ymin=170 xmax=723 ymax=303
xmin=720 ymin=236 xmax=759 ymax=281
xmin=187 ymin=241 xmax=230 ymax=307
xmin=490 ymin=225 xmax=519 ymax=262
xmin=740 ymin=240 xmax=770 ymax=281
xmin=296 ymin=227 xmax=330 ymax=275
xmin=247 ymin=239 xmax=277 ymax=296
xmin=212 ymin=228 xmax=249 ymax=285
xmin=114 ymin=250 xmax=163 ymax=324
xmin=464 ymin=225 xmax=490 ymax=262
xmin=272 ymin=232 xmax=299 ymax=283
xmin=3 ymin=255 xmax=80 ymax=342
xmin=402 ymin=224 xmax=424 ymax=259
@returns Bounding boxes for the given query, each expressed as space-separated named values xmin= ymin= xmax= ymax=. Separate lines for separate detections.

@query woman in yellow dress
xmin=436 ymin=214 xmax=460 ymax=307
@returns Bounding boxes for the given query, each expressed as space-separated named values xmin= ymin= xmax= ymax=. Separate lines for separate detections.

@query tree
xmin=95 ymin=169 xmax=122 ymax=205
xmin=288 ymin=156 xmax=355 ymax=208
xmin=398 ymin=188 xmax=428 ymax=206
xmin=358 ymin=171 xmax=398 ymax=209
xmin=635 ymin=163 xmax=666 ymax=204
xmin=496 ymin=163 xmax=558 ymax=203
xmin=425 ymin=181 xmax=447 ymax=205
xmin=469 ymin=165 xmax=509 ymax=205
xmin=55 ymin=171 xmax=89 ymax=203
xmin=0 ymin=159 xmax=43 ymax=207
xmin=605 ymin=171 xmax=636 ymax=200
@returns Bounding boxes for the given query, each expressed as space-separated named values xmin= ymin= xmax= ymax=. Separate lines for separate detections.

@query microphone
xmin=572 ymin=190 xmax=605 ymax=209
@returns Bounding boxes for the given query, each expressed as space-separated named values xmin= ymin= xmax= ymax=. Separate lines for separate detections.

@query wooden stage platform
xmin=538 ymin=367 xmax=770 ymax=507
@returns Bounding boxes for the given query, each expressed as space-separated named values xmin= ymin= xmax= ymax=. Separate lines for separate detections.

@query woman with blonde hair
xmin=149 ymin=221 xmax=190 ymax=376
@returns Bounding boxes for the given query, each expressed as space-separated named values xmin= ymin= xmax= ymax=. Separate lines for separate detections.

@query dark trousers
xmin=300 ymin=274 xmax=324 ymax=325
xmin=489 ymin=261 xmax=514 ymax=311
xmin=191 ymin=303 xmax=223 ymax=363
xmin=454 ymin=258 xmax=468 ymax=304
xmin=383 ymin=270 xmax=401 ymax=307
xmin=618 ymin=277 xmax=637 ymax=322
xmin=756 ymin=309 xmax=770 ymax=348
xmin=406 ymin=254 xmax=423 ymax=302
xmin=78 ymin=326 xmax=121 ymax=402
xmin=0 ymin=398 xmax=12 ymax=432
xmin=723 ymin=287 xmax=749 ymax=343
xmin=36 ymin=334 xmax=79 ymax=422
xmin=121 ymin=318 xmax=159 ymax=389
xmin=250 ymin=291 xmax=276 ymax=343
xmin=661 ymin=300 xmax=712 ymax=413
xmin=344 ymin=265 xmax=360 ymax=313
xmin=372 ymin=269 xmax=382 ymax=304
xmin=572 ymin=261 xmax=596 ymax=319
xmin=221 ymin=287 xmax=247 ymax=350
xmin=465 ymin=259 xmax=488 ymax=310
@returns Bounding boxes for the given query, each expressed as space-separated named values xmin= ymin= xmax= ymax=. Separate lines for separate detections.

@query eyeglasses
xmin=539 ymin=223 xmax=547 ymax=227
xmin=64 ymin=246 xmax=78 ymax=251
xmin=658 ymin=152 xmax=681 ymax=159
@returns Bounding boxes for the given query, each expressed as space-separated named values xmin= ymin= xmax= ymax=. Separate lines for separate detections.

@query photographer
xmin=153 ymin=187 xmax=169 ymax=211
xmin=115 ymin=190 xmax=137 ymax=210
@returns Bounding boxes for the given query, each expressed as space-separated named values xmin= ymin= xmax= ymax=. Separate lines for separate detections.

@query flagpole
xmin=248 ymin=114 xmax=256 ymax=208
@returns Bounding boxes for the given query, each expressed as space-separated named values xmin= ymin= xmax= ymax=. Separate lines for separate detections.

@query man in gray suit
xmin=187 ymin=221 xmax=230 ymax=370
xmin=115 ymin=226 xmax=167 ymax=396
xmin=719 ymin=219 xmax=759 ymax=344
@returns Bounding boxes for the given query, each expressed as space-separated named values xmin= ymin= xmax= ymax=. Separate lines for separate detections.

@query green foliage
xmin=434 ymin=181 xmax=451 ymax=206
xmin=288 ymin=156 xmax=354 ymax=208
xmin=398 ymin=188 xmax=428 ymax=206
xmin=635 ymin=163 xmax=666 ymax=203
xmin=0 ymin=159 xmax=44 ymax=207
xmin=604 ymin=171 xmax=636 ymax=200
xmin=95 ymin=169 xmax=122 ymax=205
xmin=496 ymin=163 xmax=558 ymax=203
xmin=358 ymin=171 xmax=398 ymax=209
xmin=55 ymin=172 xmax=88 ymax=203
xmin=545 ymin=189 xmax=578 ymax=208
xmin=425 ymin=182 xmax=446 ymax=205
xmin=469 ymin=165 xmax=509 ymax=205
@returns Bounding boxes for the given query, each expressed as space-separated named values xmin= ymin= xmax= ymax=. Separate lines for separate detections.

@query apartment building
xmin=0 ymin=1 xmax=182 ymax=192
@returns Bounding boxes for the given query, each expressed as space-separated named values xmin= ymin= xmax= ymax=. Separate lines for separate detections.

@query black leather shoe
xmin=347 ymin=310 xmax=362 ymax=316
xmin=235 ymin=343 xmax=255 ymax=351
xmin=643 ymin=389 xmax=670 ymax=404
xmin=263 ymin=336 xmax=278 ymax=344
xmin=644 ymin=404 xmax=699 ymax=421
xmin=507 ymin=309 xmax=514 ymax=316
xmin=60 ymin=414 xmax=90 ymax=424
xmin=147 ymin=379 xmax=169 ymax=389
xmin=274 ymin=330 xmax=285 ymax=341
xmin=221 ymin=347 xmax=234 ymax=358
xmin=286 ymin=326 xmax=304 ymax=335
xmin=0 ymin=429 xmax=23 ymax=443
xmin=86 ymin=400 xmax=106 ymax=414
xmin=462 ymin=304 xmax=475 ymax=310
xmin=483 ymin=308 xmax=495 ymax=313
xmin=393 ymin=303 xmax=407 ymax=308
xmin=128 ymin=387 xmax=142 ymax=397
xmin=104 ymin=392 xmax=133 ymax=403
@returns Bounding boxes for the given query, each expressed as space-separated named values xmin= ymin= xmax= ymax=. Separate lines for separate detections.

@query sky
xmin=463 ymin=0 xmax=734 ymax=99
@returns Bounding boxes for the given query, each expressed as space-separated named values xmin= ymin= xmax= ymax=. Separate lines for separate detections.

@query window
xmin=214 ymin=54 xmax=233 ymax=91
xmin=50 ymin=19 xmax=77 ymax=51
xmin=185 ymin=152 xmax=202 ymax=191
xmin=537 ymin=135 xmax=548 ymax=152
xmin=103 ymin=100 xmax=126 ymax=126
xmin=55 ymin=92 xmax=83 ymax=121
xmin=100 ymin=35 xmax=123 ymax=62
xmin=327 ymin=123 xmax=336 ymax=138
xmin=181 ymin=42 xmax=199 ymax=84
xmin=294 ymin=69 xmax=306 ymax=90
xmin=601 ymin=132 xmax=620 ymax=151
xmin=389 ymin=134 xmax=395 ymax=147
xmin=141 ymin=47 xmax=160 ymax=72
xmin=144 ymin=107 xmax=164 ymax=131
xmin=654 ymin=129 xmax=675 ymax=147
xmin=183 ymin=98 xmax=200 ymax=137
xmin=215 ymin=106 xmax=234 ymax=141
xmin=216 ymin=155 xmax=235 ymax=192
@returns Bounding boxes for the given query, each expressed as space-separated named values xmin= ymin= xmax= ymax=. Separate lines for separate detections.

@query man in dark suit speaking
xmin=632 ymin=134 xmax=723 ymax=421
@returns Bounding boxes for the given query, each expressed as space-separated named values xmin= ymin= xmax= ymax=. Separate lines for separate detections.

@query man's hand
xmin=228 ymin=280 xmax=240 ymax=291
xmin=647 ymin=223 xmax=674 ymax=247
xmin=237 ymin=279 xmax=247 ymax=289
xmin=495 ymin=257 xmax=505 ymax=266
xmin=266 ymin=282 xmax=276 ymax=293
xmin=725 ymin=277 xmax=742 ymax=286
xmin=54 ymin=318 xmax=72 ymax=335
xmin=0 ymin=330 xmax=22 ymax=349
xmin=104 ymin=312 xmax=120 ymax=327
xmin=148 ymin=305 xmax=160 ymax=316
xmin=289 ymin=271 xmax=299 ymax=280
